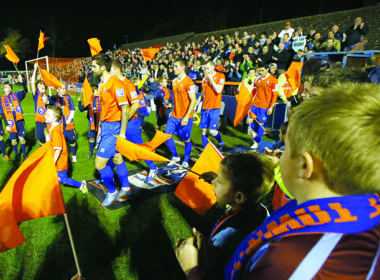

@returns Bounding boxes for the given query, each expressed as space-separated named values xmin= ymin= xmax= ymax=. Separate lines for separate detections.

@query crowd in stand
xmin=76 ymin=16 xmax=371 ymax=95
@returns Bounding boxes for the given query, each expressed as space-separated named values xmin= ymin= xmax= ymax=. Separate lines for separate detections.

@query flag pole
xmin=63 ymin=213 xmax=82 ymax=278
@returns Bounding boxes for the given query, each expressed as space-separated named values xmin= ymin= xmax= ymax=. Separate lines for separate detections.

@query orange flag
xmin=82 ymin=77 xmax=94 ymax=108
xmin=0 ymin=204 xmax=25 ymax=253
xmin=234 ymin=81 xmax=253 ymax=126
xmin=0 ymin=143 xmax=66 ymax=252
xmin=175 ymin=142 xmax=224 ymax=216
xmin=140 ymin=130 xmax=171 ymax=151
xmin=38 ymin=31 xmax=50 ymax=51
xmin=141 ymin=45 xmax=162 ymax=62
xmin=4 ymin=45 xmax=20 ymax=64
xmin=116 ymin=136 xmax=169 ymax=162
xmin=285 ymin=61 xmax=303 ymax=93
xmin=87 ymin=38 xmax=102 ymax=57
xmin=40 ymin=68 xmax=63 ymax=89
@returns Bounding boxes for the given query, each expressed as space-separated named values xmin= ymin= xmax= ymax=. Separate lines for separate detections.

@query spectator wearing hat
xmin=269 ymin=63 xmax=280 ymax=79
xmin=278 ymin=21 xmax=295 ymax=41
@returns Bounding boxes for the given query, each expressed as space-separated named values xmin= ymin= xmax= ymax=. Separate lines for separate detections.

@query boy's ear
xmin=301 ymin=151 xmax=324 ymax=180
xmin=234 ymin=191 xmax=247 ymax=205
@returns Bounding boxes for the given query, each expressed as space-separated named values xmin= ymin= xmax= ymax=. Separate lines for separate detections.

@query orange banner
xmin=0 ymin=143 xmax=66 ymax=252
xmin=87 ymin=38 xmax=102 ymax=57
xmin=38 ymin=31 xmax=49 ymax=51
xmin=82 ymin=77 xmax=94 ymax=108
xmin=40 ymin=68 xmax=63 ymax=89
xmin=116 ymin=136 xmax=169 ymax=162
xmin=4 ymin=45 xmax=20 ymax=64
xmin=175 ymin=142 xmax=223 ymax=216
xmin=141 ymin=45 xmax=162 ymax=62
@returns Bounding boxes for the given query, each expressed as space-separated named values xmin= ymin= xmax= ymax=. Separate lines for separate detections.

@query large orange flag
xmin=116 ymin=136 xmax=169 ymax=162
xmin=87 ymin=38 xmax=102 ymax=57
xmin=175 ymin=142 xmax=224 ymax=216
xmin=139 ymin=130 xmax=171 ymax=151
xmin=233 ymin=81 xmax=253 ymax=126
xmin=4 ymin=45 xmax=20 ymax=64
xmin=285 ymin=61 xmax=303 ymax=93
xmin=40 ymin=68 xmax=63 ymax=89
xmin=0 ymin=143 xmax=66 ymax=252
xmin=141 ymin=45 xmax=162 ymax=62
xmin=82 ymin=77 xmax=94 ymax=108
xmin=38 ymin=31 xmax=50 ymax=51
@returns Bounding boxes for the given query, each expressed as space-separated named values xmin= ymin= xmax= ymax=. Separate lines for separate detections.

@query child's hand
xmin=199 ymin=171 xmax=217 ymax=184
xmin=175 ymin=237 xmax=198 ymax=276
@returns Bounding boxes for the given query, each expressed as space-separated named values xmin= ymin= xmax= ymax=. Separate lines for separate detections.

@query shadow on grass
xmin=116 ymin=194 xmax=187 ymax=280
xmin=34 ymin=196 xmax=118 ymax=280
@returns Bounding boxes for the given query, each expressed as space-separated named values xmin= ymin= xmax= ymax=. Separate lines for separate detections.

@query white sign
xmin=292 ymin=36 xmax=306 ymax=52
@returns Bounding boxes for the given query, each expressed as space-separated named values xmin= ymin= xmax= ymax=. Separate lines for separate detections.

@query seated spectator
xmin=310 ymin=32 xmax=323 ymax=51
xmin=269 ymin=63 xmax=280 ymax=79
xmin=332 ymin=24 xmax=344 ymax=42
xmin=278 ymin=21 xmax=295 ymax=41
xmin=343 ymin=17 xmax=370 ymax=51
xmin=259 ymin=32 xmax=267 ymax=46
xmin=240 ymin=54 xmax=255 ymax=80
xmin=319 ymin=38 xmax=339 ymax=52
xmin=364 ymin=57 xmax=380 ymax=84
xmin=321 ymin=30 xmax=341 ymax=51
xmin=257 ymin=46 xmax=273 ymax=67
xmin=175 ymin=152 xmax=274 ymax=278
xmin=272 ymin=43 xmax=290 ymax=71
xmin=282 ymin=33 xmax=292 ymax=50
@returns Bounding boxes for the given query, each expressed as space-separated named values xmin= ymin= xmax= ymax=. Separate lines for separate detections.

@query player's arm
xmin=127 ymin=101 xmax=139 ymax=120
xmin=53 ymin=148 xmax=62 ymax=164
xmin=181 ymin=87 xmax=197 ymax=126
xmin=119 ymin=104 xmax=129 ymax=139
xmin=31 ymin=63 xmax=38 ymax=96
xmin=210 ymin=77 xmax=224 ymax=94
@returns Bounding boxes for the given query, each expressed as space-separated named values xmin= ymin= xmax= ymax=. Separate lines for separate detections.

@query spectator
xmin=343 ymin=17 xmax=370 ymax=51
xmin=272 ymin=42 xmax=290 ymax=71
xmin=269 ymin=63 xmax=280 ymax=79
xmin=278 ymin=21 xmax=295 ymax=40
xmin=322 ymin=30 xmax=341 ymax=51
xmin=332 ymin=24 xmax=344 ymax=42
xmin=319 ymin=38 xmax=339 ymax=52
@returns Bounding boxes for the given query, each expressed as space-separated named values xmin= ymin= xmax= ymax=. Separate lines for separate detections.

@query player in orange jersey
xmin=200 ymin=60 xmax=225 ymax=150
xmin=249 ymin=63 xmax=278 ymax=149
xmin=165 ymin=59 xmax=197 ymax=168
xmin=92 ymin=54 xmax=130 ymax=207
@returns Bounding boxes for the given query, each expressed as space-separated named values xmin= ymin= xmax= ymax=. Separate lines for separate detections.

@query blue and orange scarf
xmin=225 ymin=194 xmax=380 ymax=280
xmin=88 ymin=96 xmax=101 ymax=131
xmin=1 ymin=93 xmax=23 ymax=133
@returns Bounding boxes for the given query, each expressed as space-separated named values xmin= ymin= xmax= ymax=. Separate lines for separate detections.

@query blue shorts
xmin=165 ymin=116 xmax=193 ymax=141
xmin=97 ymin=121 xmax=121 ymax=159
xmin=9 ymin=120 xmax=26 ymax=139
xmin=249 ymin=106 xmax=268 ymax=123
xmin=200 ymin=109 xmax=220 ymax=130
xmin=126 ymin=118 xmax=144 ymax=144
xmin=36 ymin=121 xmax=47 ymax=142
xmin=64 ymin=129 xmax=77 ymax=143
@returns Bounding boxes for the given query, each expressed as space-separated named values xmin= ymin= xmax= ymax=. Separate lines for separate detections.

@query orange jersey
xmin=252 ymin=74 xmax=278 ymax=109
xmin=49 ymin=124 xmax=68 ymax=172
xmin=172 ymin=75 xmax=196 ymax=119
xmin=99 ymin=75 xmax=129 ymax=122
xmin=120 ymin=77 xmax=140 ymax=120
xmin=201 ymin=72 xmax=225 ymax=110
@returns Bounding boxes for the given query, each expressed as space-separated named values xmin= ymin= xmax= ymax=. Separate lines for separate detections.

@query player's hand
xmin=267 ymin=107 xmax=273 ymax=115
xmin=6 ymin=126 xmax=11 ymax=132
xmin=181 ymin=116 xmax=189 ymax=126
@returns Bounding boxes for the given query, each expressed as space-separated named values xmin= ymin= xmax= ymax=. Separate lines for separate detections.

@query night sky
xmin=0 ymin=0 xmax=366 ymax=70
